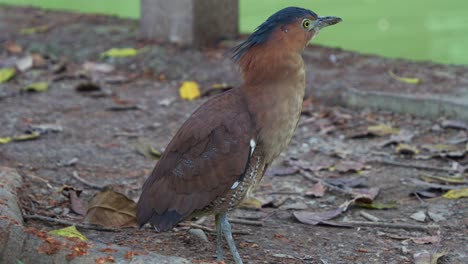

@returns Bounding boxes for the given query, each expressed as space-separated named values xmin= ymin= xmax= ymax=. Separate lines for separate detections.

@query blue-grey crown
xmin=232 ymin=7 xmax=316 ymax=62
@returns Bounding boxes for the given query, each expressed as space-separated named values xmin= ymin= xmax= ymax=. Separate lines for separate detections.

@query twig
xmin=300 ymin=169 xmax=355 ymax=197
xmin=369 ymin=159 xmax=457 ymax=173
xmin=24 ymin=214 xmax=118 ymax=232
xmin=181 ymin=223 xmax=251 ymax=235
xmin=228 ymin=218 xmax=264 ymax=226
xmin=359 ymin=211 xmax=380 ymax=222
xmin=72 ymin=171 xmax=104 ymax=189
xmin=341 ymin=220 xmax=439 ymax=231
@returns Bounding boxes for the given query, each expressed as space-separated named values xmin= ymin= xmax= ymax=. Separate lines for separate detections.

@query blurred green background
xmin=1 ymin=0 xmax=467 ymax=65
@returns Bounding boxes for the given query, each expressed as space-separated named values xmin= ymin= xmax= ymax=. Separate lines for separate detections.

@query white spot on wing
xmin=250 ymin=139 xmax=256 ymax=156
xmin=231 ymin=181 xmax=239 ymax=189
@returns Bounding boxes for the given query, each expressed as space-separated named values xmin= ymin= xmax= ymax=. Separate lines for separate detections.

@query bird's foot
xmin=215 ymin=214 xmax=225 ymax=262
xmin=219 ymin=213 xmax=243 ymax=264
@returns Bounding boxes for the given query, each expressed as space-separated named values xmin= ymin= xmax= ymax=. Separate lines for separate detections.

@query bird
xmin=137 ymin=7 xmax=342 ymax=264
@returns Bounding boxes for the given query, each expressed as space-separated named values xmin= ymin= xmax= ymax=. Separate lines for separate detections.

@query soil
xmin=1 ymin=5 xmax=467 ymax=264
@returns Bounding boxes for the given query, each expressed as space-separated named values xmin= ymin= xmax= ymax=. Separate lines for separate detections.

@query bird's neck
xmin=238 ymin=44 xmax=304 ymax=86
xmin=239 ymin=47 xmax=306 ymax=162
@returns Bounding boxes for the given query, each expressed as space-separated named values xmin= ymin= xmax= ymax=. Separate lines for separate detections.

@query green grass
xmin=1 ymin=0 xmax=467 ymax=65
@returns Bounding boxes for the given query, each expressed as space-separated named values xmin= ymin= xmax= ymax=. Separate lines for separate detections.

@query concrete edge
xmin=0 ymin=166 xmax=191 ymax=264
xmin=313 ymin=83 xmax=468 ymax=121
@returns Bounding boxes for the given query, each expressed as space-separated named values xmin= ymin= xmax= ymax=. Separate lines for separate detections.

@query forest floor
xmin=1 ymin=5 xmax=467 ymax=264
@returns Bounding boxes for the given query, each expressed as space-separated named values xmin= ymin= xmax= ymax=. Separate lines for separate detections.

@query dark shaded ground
xmin=1 ymin=5 xmax=467 ymax=264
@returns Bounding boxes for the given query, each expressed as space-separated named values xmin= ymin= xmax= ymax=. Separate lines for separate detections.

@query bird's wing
xmin=137 ymin=90 xmax=255 ymax=231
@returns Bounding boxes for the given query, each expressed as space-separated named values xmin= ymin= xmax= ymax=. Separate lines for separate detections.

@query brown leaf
xmin=411 ymin=235 xmax=440 ymax=245
xmin=305 ymin=183 xmax=327 ymax=197
xmin=5 ymin=42 xmax=23 ymax=53
xmin=84 ymin=188 xmax=137 ymax=227
xmin=333 ymin=160 xmax=366 ymax=173
xmin=70 ymin=190 xmax=87 ymax=216
xmin=352 ymin=187 xmax=380 ymax=203
xmin=293 ymin=200 xmax=353 ymax=225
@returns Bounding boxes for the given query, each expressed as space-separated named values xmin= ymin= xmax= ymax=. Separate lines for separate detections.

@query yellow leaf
xmin=22 ymin=82 xmax=49 ymax=92
xmin=389 ymin=70 xmax=421 ymax=84
xmin=0 ymin=137 xmax=12 ymax=144
xmin=395 ymin=143 xmax=419 ymax=155
xmin=443 ymin=188 xmax=468 ymax=199
xmin=48 ymin=225 xmax=88 ymax=241
xmin=0 ymin=68 xmax=15 ymax=83
xmin=367 ymin=124 xmax=400 ymax=136
xmin=420 ymin=174 xmax=466 ymax=184
xmin=13 ymin=132 xmax=40 ymax=141
xmin=20 ymin=25 xmax=49 ymax=35
xmin=100 ymin=48 xmax=138 ymax=58
xmin=179 ymin=81 xmax=201 ymax=101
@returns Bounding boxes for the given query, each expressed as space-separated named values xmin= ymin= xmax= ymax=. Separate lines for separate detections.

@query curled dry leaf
xmin=5 ymin=42 xmax=23 ymax=53
xmin=84 ymin=188 xmax=137 ymax=227
xmin=293 ymin=200 xmax=353 ymax=225
xmin=396 ymin=143 xmax=420 ymax=155
xmin=389 ymin=70 xmax=421 ymax=84
xmin=325 ymin=176 xmax=368 ymax=188
xmin=83 ymin=61 xmax=115 ymax=74
xmin=352 ymin=187 xmax=380 ymax=203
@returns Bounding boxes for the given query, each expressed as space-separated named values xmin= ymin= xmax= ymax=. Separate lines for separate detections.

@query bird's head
xmin=232 ymin=7 xmax=342 ymax=62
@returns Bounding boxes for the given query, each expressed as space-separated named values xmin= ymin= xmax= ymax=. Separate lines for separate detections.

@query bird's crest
xmin=232 ymin=7 xmax=316 ymax=62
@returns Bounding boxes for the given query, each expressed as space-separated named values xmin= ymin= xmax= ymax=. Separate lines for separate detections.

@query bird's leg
xmin=219 ymin=213 xmax=243 ymax=264
xmin=215 ymin=214 xmax=224 ymax=262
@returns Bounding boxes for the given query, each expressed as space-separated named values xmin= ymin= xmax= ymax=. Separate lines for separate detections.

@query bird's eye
xmin=302 ymin=19 xmax=312 ymax=29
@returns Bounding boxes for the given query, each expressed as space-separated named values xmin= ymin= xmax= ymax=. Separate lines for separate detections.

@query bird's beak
xmin=311 ymin=16 xmax=342 ymax=31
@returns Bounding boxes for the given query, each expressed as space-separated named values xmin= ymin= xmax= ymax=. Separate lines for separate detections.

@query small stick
xmin=72 ymin=171 xmax=104 ymax=189
xmin=300 ymin=170 xmax=355 ymax=197
xmin=228 ymin=218 xmax=264 ymax=226
xmin=369 ymin=159 xmax=457 ymax=173
xmin=24 ymin=214 xmax=118 ymax=232
xmin=359 ymin=211 xmax=380 ymax=222
xmin=341 ymin=220 xmax=439 ymax=231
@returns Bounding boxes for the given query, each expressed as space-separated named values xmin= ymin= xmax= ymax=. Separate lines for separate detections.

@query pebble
xmin=188 ymin=228 xmax=208 ymax=243
xmin=410 ymin=210 xmax=426 ymax=222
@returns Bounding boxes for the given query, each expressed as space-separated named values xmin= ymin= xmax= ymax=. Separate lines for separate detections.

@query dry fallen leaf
xmin=48 ymin=225 xmax=88 ymax=241
xmin=389 ymin=70 xmax=421 ymax=84
xmin=355 ymin=201 xmax=397 ymax=209
xmin=352 ymin=187 xmax=380 ymax=203
xmin=395 ymin=143 xmax=420 ymax=155
xmin=20 ymin=24 xmax=50 ymax=35
xmin=22 ymin=82 xmax=49 ymax=92
xmin=367 ymin=124 xmax=400 ymax=137
xmin=305 ymin=183 xmax=327 ymax=197
xmin=413 ymin=250 xmax=447 ymax=264
xmin=84 ymin=188 xmax=137 ymax=227
xmin=0 ymin=67 xmax=15 ymax=83
xmin=293 ymin=200 xmax=353 ymax=225
xmin=442 ymin=188 xmax=468 ymax=199
xmin=239 ymin=196 xmax=262 ymax=209
xmin=333 ymin=160 xmax=366 ymax=173
xmin=179 ymin=81 xmax=201 ymax=101
xmin=5 ymin=42 xmax=23 ymax=53
xmin=16 ymin=56 xmax=34 ymax=72
xmin=83 ymin=61 xmax=115 ymax=73
xmin=100 ymin=48 xmax=138 ymax=58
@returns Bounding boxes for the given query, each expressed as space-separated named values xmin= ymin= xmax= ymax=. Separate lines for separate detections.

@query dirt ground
xmin=1 ymin=6 xmax=467 ymax=264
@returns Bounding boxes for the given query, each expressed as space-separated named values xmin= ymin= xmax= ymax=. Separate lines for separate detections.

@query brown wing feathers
xmin=136 ymin=90 xmax=254 ymax=231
